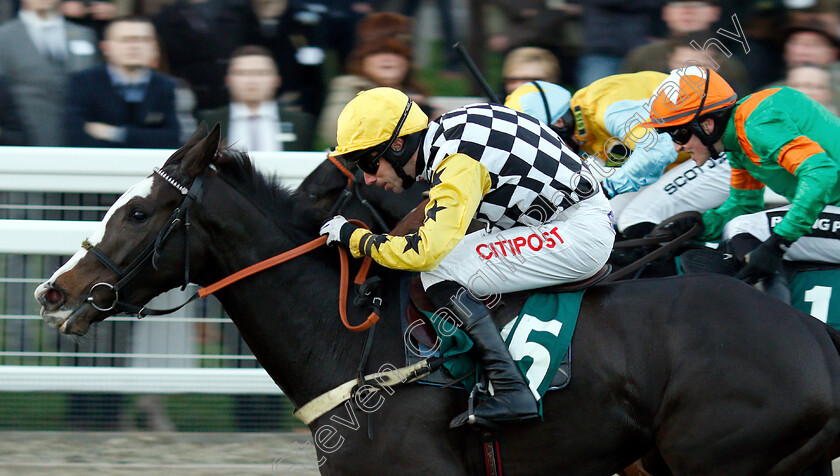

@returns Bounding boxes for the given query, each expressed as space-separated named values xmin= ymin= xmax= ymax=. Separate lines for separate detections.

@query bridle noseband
xmin=84 ymin=167 xmax=205 ymax=315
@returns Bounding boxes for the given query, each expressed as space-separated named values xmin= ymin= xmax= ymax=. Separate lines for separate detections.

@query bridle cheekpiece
xmin=83 ymin=167 xmax=206 ymax=317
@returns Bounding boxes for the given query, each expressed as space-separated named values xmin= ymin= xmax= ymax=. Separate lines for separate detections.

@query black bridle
xmin=83 ymin=167 xmax=205 ymax=317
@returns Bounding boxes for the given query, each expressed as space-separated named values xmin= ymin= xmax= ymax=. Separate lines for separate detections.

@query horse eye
xmin=129 ymin=208 xmax=148 ymax=223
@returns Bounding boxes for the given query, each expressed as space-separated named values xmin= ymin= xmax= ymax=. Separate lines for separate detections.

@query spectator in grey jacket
xmin=0 ymin=0 xmax=99 ymax=145
xmin=0 ymin=75 xmax=26 ymax=145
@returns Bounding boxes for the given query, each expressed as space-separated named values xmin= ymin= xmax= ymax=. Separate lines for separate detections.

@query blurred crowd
xmin=0 ymin=0 xmax=839 ymax=151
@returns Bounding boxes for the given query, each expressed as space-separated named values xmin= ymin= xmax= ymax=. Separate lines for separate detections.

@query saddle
xmin=404 ymin=265 xmax=611 ymax=351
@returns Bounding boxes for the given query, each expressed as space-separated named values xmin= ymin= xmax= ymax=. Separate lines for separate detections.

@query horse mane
xmin=213 ymin=148 xmax=321 ymax=234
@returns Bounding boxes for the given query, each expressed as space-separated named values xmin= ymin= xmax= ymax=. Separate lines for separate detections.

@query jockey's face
xmin=363 ymin=157 xmax=407 ymax=194
xmin=673 ymin=133 xmax=710 ymax=165
xmin=361 ymin=137 xmax=419 ymax=194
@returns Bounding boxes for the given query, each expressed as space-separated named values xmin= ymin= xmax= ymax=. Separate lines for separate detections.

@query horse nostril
xmin=44 ymin=288 xmax=64 ymax=305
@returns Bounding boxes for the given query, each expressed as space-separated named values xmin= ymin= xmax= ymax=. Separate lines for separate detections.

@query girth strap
xmin=481 ymin=432 xmax=503 ymax=476
xmin=293 ymin=359 xmax=433 ymax=425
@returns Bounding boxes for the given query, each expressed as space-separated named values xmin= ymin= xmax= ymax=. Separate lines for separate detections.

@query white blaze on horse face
xmin=44 ymin=177 xmax=155 ymax=285
xmin=89 ymin=177 xmax=155 ymax=246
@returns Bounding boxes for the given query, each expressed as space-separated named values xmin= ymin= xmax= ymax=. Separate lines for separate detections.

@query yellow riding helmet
xmin=329 ymin=87 xmax=429 ymax=158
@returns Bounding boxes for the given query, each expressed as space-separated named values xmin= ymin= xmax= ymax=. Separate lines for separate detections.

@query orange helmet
xmin=644 ymin=66 xmax=737 ymax=129
xmin=643 ymin=67 xmax=737 ymax=154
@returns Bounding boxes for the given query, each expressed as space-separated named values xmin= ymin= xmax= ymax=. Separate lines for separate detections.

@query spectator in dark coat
xmin=0 ymin=75 xmax=26 ymax=145
xmin=251 ymin=0 xmax=325 ymax=117
xmin=577 ymin=0 xmax=661 ymax=87
xmin=65 ymin=17 xmax=179 ymax=148
xmin=197 ymin=45 xmax=313 ymax=152
xmin=152 ymin=0 xmax=259 ymax=110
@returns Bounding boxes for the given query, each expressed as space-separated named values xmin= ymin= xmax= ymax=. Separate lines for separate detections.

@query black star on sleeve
xmin=370 ymin=234 xmax=389 ymax=252
xmin=425 ymin=200 xmax=446 ymax=223
xmin=430 ymin=167 xmax=446 ymax=188
xmin=403 ymin=233 xmax=422 ymax=254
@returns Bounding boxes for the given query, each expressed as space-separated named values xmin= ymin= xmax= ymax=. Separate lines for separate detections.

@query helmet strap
xmin=532 ymin=80 xmax=553 ymax=125
xmin=550 ymin=109 xmax=578 ymax=152
xmin=384 ymin=129 xmax=426 ymax=189
xmin=693 ymin=105 xmax=733 ymax=160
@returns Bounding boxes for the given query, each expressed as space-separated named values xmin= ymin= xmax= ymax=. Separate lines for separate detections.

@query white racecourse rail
xmin=0 ymin=146 xmax=326 ymax=394
xmin=0 ymin=146 xmax=786 ymax=394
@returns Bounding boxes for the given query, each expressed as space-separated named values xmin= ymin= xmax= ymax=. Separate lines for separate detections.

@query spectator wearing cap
xmin=0 ymin=0 xmax=99 ymax=145
xmin=197 ymin=45 xmax=313 ymax=152
xmin=316 ymin=37 xmax=430 ymax=149
xmin=621 ymin=0 xmax=751 ymax=94
xmin=759 ymin=16 xmax=840 ymax=113
xmin=64 ymin=17 xmax=180 ymax=148
xmin=782 ymin=17 xmax=839 ymax=69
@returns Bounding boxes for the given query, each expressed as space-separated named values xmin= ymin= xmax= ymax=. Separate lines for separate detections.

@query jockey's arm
xmin=700 ymin=171 xmax=765 ymax=241
xmin=599 ymin=99 xmax=678 ymax=197
xmin=767 ymin=139 xmax=838 ymax=241
xmin=740 ymin=109 xmax=839 ymax=241
xmin=347 ymin=154 xmax=491 ymax=271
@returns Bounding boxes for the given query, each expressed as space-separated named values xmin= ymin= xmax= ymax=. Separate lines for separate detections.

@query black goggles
xmin=659 ymin=125 xmax=694 ymax=145
xmin=355 ymin=148 xmax=384 ymax=174
xmin=339 ymin=98 xmax=414 ymax=175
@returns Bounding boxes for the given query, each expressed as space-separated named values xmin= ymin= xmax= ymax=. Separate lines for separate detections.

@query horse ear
xmin=180 ymin=123 xmax=222 ymax=178
xmin=163 ymin=122 xmax=211 ymax=168
xmin=186 ymin=122 xmax=210 ymax=146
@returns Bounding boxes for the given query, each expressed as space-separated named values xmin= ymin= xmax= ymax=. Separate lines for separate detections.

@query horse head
xmin=34 ymin=124 xmax=250 ymax=335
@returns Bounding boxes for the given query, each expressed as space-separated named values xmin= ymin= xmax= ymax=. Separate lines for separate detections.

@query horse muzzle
xmin=34 ymin=281 xmax=101 ymax=335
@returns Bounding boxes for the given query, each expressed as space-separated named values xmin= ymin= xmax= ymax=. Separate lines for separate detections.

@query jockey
xmin=320 ymin=87 xmax=615 ymax=428
xmin=504 ymin=75 xmax=732 ymax=240
xmin=644 ymin=66 xmax=840 ymax=288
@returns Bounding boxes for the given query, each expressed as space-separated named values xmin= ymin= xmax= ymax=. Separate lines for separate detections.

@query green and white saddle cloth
xmin=428 ymin=290 xmax=584 ymax=403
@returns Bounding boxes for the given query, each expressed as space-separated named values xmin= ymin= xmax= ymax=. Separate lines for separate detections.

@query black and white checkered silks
xmin=419 ymin=104 xmax=599 ymax=230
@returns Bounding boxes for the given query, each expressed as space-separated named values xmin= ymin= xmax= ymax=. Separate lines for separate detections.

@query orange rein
xmin=196 ymin=219 xmax=379 ymax=332
xmin=327 ymin=155 xmax=355 ymax=187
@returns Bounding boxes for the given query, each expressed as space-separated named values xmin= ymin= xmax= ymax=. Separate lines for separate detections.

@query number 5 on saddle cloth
xmin=401 ymin=275 xmax=584 ymax=407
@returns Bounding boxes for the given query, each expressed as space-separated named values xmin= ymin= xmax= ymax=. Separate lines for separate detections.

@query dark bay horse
xmin=35 ymin=126 xmax=840 ymax=475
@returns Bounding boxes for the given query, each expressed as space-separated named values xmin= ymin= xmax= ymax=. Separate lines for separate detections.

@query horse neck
xmin=193 ymin=180 xmax=366 ymax=408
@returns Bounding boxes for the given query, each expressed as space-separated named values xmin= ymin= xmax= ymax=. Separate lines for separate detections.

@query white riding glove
xmin=320 ymin=215 xmax=355 ymax=247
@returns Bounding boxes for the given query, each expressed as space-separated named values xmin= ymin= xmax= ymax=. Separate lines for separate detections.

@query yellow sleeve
xmin=347 ymin=153 xmax=492 ymax=271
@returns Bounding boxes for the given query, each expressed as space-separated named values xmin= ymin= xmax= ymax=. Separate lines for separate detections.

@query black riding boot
xmin=426 ymin=281 xmax=539 ymax=428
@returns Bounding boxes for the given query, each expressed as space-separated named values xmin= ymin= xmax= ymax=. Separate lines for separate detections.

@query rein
xmin=601 ymin=211 xmax=702 ymax=283
xmin=195 ymin=225 xmax=380 ymax=332
xmin=84 ymin=167 xmax=380 ymax=333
